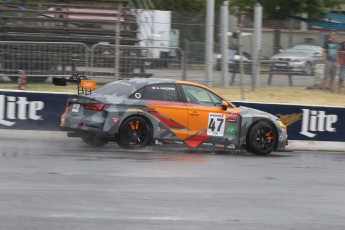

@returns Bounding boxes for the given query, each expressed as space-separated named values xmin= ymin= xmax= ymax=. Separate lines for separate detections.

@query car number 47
xmin=207 ymin=113 xmax=225 ymax=136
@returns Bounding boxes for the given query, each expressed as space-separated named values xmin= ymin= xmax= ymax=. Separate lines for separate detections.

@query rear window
xmin=93 ymin=81 xmax=137 ymax=97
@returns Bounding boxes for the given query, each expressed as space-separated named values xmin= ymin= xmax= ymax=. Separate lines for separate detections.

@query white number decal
xmin=207 ymin=113 xmax=225 ymax=136
xmin=71 ymin=104 xmax=80 ymax=113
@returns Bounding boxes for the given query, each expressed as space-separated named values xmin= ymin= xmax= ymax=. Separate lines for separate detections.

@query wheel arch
xmin=245 ymin=118 xmax=279 ymax=150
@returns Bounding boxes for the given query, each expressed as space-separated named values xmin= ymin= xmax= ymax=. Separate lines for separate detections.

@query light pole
xmin=205 ymin=0 xmax=215 ymax=87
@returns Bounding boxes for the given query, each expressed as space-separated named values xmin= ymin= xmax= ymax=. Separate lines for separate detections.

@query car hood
xmin=271 ymin=52 xmax=311 ymax=60
xmin=238 ymin=106 xmax=278 ymax=120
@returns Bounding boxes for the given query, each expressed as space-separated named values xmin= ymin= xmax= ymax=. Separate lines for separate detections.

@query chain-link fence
xmin=1 ymin=7 xmax=342 ymax=87
xmin=0 ymin=41 xmax=184 ymax=83
xmin=0 ymin=41 xmax=89 ymax=82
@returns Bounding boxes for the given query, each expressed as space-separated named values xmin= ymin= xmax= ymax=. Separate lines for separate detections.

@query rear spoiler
xmin=52 ymin=75 xmax=96 ymax=95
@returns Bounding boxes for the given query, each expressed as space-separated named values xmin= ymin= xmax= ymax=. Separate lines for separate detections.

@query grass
xmin=1 ymin=82 xmax=344 ymax=107
xmin=215 ymin=85 xmax=345 ymax=107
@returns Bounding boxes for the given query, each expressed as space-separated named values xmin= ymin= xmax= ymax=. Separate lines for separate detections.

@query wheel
xmin=304 ymin=62 xmax=312 ymax=75
xmin=117 ymin=116 xmax=153 ymax=149
xmin=246 ymin=121 xmax=277 ymax=155
xmin=80 ymin=133 xmax=109 ymax=147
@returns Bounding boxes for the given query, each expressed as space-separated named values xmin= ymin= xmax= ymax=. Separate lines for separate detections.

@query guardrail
xmin=0 ymin=90 xmax=344 ymax=142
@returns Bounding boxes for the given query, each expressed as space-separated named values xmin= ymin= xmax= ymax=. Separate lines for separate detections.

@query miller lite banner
xmin=234 ymin=101 xmax=345 ymax=142
xmin=0 ymin=90 xmax=68 ymax=130
xmin=0 ymin=90 xmax=344 ymax=142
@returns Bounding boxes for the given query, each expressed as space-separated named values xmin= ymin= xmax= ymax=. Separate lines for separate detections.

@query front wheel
xmin=246 ymin=121 xmax=277 ymax=155
xmin=117 ymin=116 xmax=153 ymax=149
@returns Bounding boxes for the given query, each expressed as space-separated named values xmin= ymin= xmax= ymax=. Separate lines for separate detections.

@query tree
xmin=150 ymin=0 xmax=225 ymax=13
xmin=229 ymin=0 xmax=344 ymax=18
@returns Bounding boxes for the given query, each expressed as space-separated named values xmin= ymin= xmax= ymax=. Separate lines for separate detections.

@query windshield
xmin=284 ymin=45 xmax=317 ymax=54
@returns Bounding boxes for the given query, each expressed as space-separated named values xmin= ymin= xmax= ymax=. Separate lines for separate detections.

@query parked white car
xmin=270 ymin=44 xmax=324 ymax=75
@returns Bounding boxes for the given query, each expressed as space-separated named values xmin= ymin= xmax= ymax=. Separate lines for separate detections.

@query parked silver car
xmin=270 ymin=44 xmax=324 ymax=75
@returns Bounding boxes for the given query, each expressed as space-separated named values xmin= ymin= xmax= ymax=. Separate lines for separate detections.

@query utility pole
xmin=114 ymin=3 xmax=122 ymax=80
xmin=205 ymin=0 xmax=215 ymax=87
xmin=252 ymin=3 xmax=262 ymax=90
xmin=220 ymin=1 xmax=229 ymax=87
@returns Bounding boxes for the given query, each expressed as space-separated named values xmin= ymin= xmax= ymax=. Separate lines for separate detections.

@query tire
xmin=117 ymin=116 xmax=153 ymax=149
xmin=80 ymin=133 xmax=109 ymax=147
xmin=304 ymin=62 xmax=312 ymax=75
xmin=246 ymin=121 xmax=277 ymax=155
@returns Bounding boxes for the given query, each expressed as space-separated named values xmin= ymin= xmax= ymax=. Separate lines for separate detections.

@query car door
xmin=142 ymin=83 xmax=189 ymax=141
xmin=179 ymin=84 xmax=232 ymax=147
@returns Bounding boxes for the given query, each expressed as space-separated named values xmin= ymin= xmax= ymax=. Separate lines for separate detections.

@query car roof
xmin=119 ymin=77 xmax=177 ymax=85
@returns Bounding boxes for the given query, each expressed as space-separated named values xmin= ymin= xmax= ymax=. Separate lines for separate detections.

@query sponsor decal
xmin=202 ymin=142 xmax=214 ymax=146
xmin=154 ymin=139 xmax=163 ymax=145
xmin=0 ymin=95 xmax=44 ymax=127
xmin=173 ymin=140 xmax=184 ymax=145
xmin=225 ymin=123 xmax=237 ymax=136
xmin=80 ymin=80 xmax=96 ymax=90
xmin=214 ymin=143 xmax=224 ymax=148
xmin=226 ymin=110 xmax=238 ymax=122
xmin=226 ymin=144 xmax=235 ymax=149
xmin=112 ymin=117 xmax=119 ymax=124
xmin=134 ymin=93 xmax=141 ymax=99
xmin=153 ymin=86 xmax=175 ymax=91
xmin=207 ymin=113 xmax=225 ymax=136
xmin=71 ymin=104 xmax=80 ymax=112
xmin=300 ymin=109 xmax=337 ymax=138
xmin=127 ymin=108 xmax=144 ymax=113
xmin=163 ymin=139 xmax=174 ymax=143
xmin=276 ymin=113 xmax=302 ymax=127
xmin=279 ymin=135 xmax=285 ymax=142
xmin=255 ymin=114 xmax=269 ymax=118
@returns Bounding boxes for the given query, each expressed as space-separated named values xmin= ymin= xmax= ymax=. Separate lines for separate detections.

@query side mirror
xmin=221 ymin=100 xmax=228 ymax=110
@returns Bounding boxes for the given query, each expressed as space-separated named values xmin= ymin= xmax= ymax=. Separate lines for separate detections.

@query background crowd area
xmin=0 ymin=0 xmax=344 ymax=98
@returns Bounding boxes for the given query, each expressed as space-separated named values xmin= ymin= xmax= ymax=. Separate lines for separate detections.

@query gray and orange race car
xmin=54 ymin=76 xmax=287 ymax=155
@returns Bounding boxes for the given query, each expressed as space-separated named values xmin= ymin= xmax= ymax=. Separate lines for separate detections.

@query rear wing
xmin=52 ymin=75 xmax=96 ymax=95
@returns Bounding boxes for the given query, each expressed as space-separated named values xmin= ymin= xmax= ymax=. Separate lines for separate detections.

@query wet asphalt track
xmin=0 ymin=131 xmax=345 ymax=230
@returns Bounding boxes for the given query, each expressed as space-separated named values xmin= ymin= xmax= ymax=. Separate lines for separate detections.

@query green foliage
xmin=229 ymin=0 xmax=344 ymax=18
xmin=150 ymin=0 xmax=225 ymax=13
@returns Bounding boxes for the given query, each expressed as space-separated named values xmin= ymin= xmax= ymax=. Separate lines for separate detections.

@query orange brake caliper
xmin=266 ymin=130 xmax=273 ymax=140
xmin=129 ymin=121 xmax=139 ymax=130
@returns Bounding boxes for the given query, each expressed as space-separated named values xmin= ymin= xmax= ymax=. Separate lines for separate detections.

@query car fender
xmin=238 ymin=106 xmax=282 ymax=145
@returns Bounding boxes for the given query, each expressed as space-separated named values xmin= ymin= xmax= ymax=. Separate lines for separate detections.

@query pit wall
xmin=0 ymin=90 xmax=344 ymax=143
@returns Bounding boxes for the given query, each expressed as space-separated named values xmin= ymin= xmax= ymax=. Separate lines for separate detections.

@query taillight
xmin=82 ymin=103 xmax=105 ymax=111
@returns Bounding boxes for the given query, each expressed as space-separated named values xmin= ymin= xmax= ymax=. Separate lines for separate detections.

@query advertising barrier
xmin=0 ymin=90 xmax=344 ymax=142
xmin=0 ymin=90 xmax=68 ymax=131
xmin=233 ymin=101 xmax=345 ymax=142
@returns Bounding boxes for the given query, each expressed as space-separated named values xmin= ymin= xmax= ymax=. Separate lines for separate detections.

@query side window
xmin=142 ymin=84 xmax=179 ymax=101
xmin=129 ymin=87 xmax=145 ymax=99
xmin=181 ymin=84 xmax=223 ymax=106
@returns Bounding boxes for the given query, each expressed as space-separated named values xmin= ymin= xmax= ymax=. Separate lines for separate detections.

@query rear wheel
xmin=117 ymin=116 xmax=153 ymax=149
xmin=80 ymin=133 xmax=109 ymax=147
xmin=246 ymin=121 xmax=277 ymax=155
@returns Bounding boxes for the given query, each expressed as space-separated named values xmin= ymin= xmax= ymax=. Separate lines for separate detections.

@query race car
xmin=55 ymin=76 xmax=287 ymax=155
